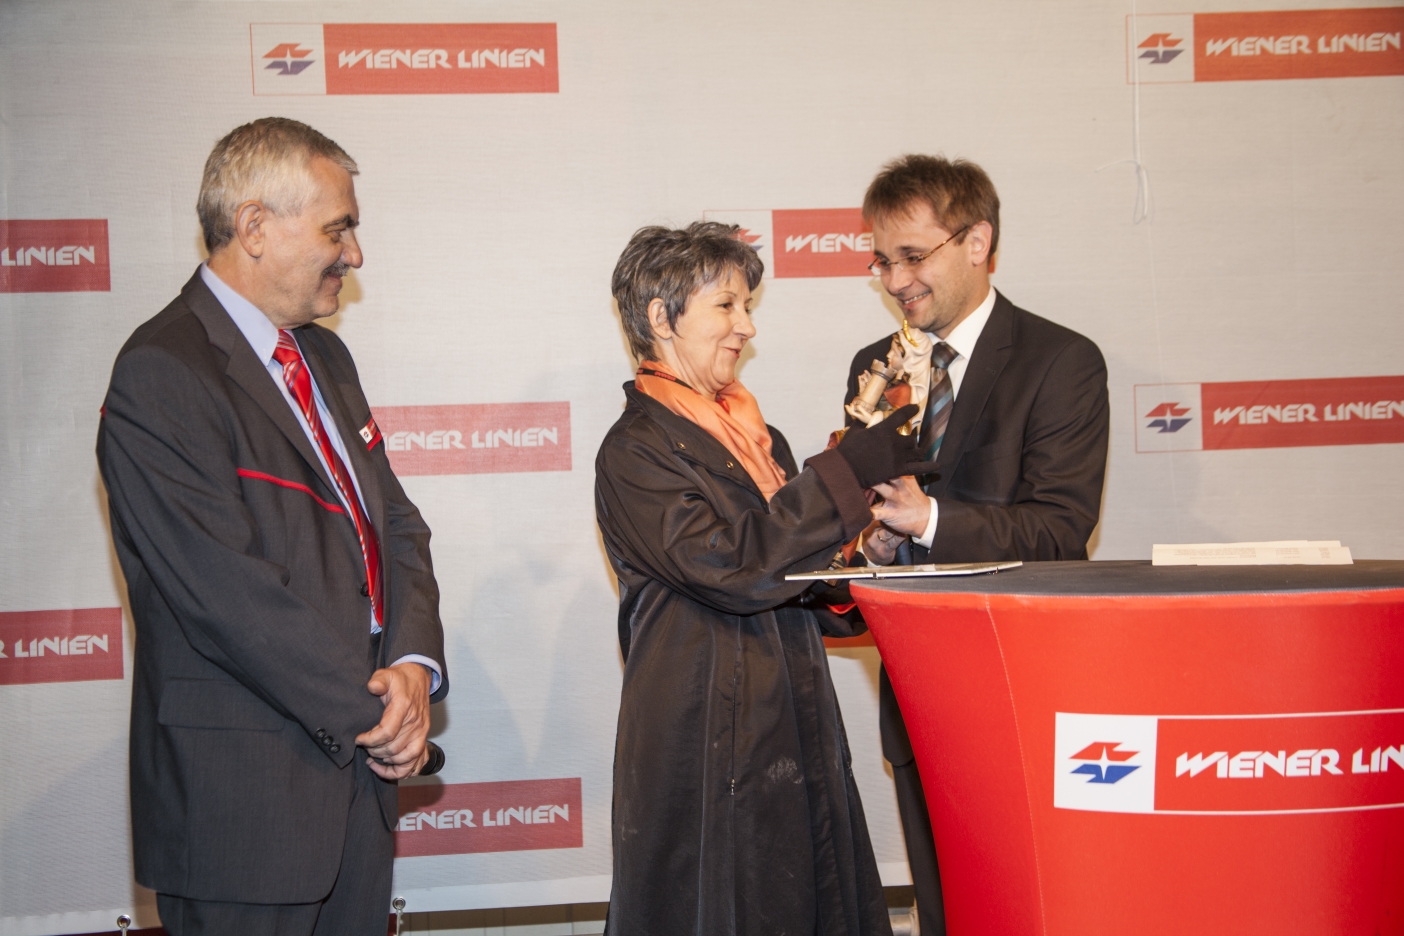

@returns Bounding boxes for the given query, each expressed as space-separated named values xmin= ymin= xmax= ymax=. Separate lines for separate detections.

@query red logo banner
xmin=1196 ymin=7 xmax=1404 ymax=82
xmin=1202 ymin=375 xmax=1404 ymax=450
xmin=396 ymin=778 xmax=583 ymax=856
xmin=1156 ymin=711 xmax=1404 ymax=812
xmin=0 ymin=220 xmax=111 ymax=293
xmin=374 ymin=402 xmax=572 ymax=476
xmin=771 ymin=209 xmax=873 ymax=278
xmin=324 ymin=23 xmax=558 ymax=94
xmin=0 ymin=608 xmax=124 ymax=685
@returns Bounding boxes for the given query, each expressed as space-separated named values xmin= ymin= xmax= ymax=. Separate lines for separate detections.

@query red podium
xmin=852 ymin=560 xmax=1404 ymax=936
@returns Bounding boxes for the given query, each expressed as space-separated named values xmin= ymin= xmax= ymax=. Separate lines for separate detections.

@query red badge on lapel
xmin=359 ymin=416 xmax=383 ymax=450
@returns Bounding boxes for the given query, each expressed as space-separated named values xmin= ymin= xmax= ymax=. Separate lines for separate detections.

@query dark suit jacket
xmin=97 ymin=270 xmax=448 ymax=904
xmin=845 ymin=291 xmax=1109 ymax=764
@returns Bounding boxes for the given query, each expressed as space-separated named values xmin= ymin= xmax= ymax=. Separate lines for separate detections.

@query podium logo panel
xmin=1156 ymin=711 xmax=1404 ymax=813
xmin=1056 ymin=710 xmax=1404 ymax=814
xmin=396 ymin=778 xmax=583 ymax=856
xmin=1054 ymin=713 xmax=1159 ymax=813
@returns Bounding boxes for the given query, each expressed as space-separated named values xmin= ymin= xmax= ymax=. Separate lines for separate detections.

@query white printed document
xmin=1151 ymin=541 xmax=1352 ymax=566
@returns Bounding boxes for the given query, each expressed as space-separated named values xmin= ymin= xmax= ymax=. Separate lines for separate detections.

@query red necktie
xmin=273 ymin=330 xmax=383 ymax=628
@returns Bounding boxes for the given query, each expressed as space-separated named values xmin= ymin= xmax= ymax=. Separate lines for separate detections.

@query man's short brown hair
xmin=863 ymin=154 xmax=1000 ymax=260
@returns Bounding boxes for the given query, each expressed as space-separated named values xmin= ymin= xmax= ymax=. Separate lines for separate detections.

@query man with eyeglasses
xmin=845 ymin=154 xmax=1109 ymax=935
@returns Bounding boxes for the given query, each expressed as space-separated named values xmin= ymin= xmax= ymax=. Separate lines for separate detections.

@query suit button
xmin=725 ymin=460 xmax=735 ymax=469
xmin=360 ymin=583 xmax=370 ymax=597
xmin=677 ymin=442 xmax=686 ymax=450
xmin=322 ymin=736 xmax=334 ymax=746
xmin=315 ymin=728 xmax=326 ymax=739
xmin=329 ymin=744 xmax=341 ymax=753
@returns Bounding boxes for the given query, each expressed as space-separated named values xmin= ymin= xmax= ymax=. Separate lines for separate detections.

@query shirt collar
xmin=929 ymin=285 xmax=997 ymax=361
xmin=200 ymin=263 xmax=282 ymax=367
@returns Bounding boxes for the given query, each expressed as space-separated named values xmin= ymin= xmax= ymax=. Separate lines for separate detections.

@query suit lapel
xmin=296 ymin=326 xmax=389 ymax=545
xmin=182 ymin=273 xmax=341 ymax=501
xmin=930 ymin=293 xmax=1015 ymax=490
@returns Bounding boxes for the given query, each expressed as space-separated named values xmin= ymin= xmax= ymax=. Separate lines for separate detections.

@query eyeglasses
xmin=867 ymin=225 xmax=970 ymax=278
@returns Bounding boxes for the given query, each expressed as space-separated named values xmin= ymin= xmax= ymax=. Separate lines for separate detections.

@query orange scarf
xmin=635 ymin=361 xmax=788 ymax=501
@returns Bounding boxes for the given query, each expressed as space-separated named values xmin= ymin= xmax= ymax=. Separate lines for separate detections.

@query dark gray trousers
xmin=157 ymin=756 xmax=392 ymax=936
xmin=893 ymin=758 xmax=946 ymax=936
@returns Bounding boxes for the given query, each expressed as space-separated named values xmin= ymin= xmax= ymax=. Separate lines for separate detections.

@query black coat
xmin=97 ymin=271 xmax=447 ymax=903
xmin=846 ymin=291 xmax=1109 ymax=766
xmin=595 ymin=385 xmax=892 ymax=936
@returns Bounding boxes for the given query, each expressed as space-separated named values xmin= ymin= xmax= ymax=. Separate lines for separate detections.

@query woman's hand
xmin=870 ymin=476 xmax=932 ymax=539
xmin=861 ymin=520 xmax=904 ymax=566
xmin=833 ymin=404 xmax=939 ymax=489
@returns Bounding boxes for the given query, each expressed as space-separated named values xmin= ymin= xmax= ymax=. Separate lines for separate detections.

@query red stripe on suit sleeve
xmin=236 ymin=468 xmax=346 ymax=515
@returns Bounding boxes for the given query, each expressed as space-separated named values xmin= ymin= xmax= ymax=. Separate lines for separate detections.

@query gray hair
xmin=197 ymin=117 xmax=358 ymax=253
xmin=611 ymin=221 xmax=765 ymax=362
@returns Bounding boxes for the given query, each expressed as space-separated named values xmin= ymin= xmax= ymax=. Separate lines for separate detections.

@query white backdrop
xmin=2 ymin=1 xmax=1401 ymax=933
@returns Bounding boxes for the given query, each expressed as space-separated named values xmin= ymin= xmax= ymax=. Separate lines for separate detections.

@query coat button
xmin=322 ymin=735 xmax=334 ymax=746
xmin=360 ymin=582 xmax=370 ymax=597
xmin=316 ymin=728 xmax=326 ymax=739
xmin=726 ymin=460 xmax=735 ymax=469
xmin=329 ymin=744 xmax=341 ymax=753
xmin=677 ymin=442 xmax=686 ymax=450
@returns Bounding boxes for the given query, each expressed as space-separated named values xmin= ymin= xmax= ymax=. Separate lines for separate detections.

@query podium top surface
xmin=851 ymin=559 xmax=1404 ymax=597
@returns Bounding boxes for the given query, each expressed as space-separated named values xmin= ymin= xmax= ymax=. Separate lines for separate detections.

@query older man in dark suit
xmin=97 ymin=118 xmax=447 ymax=936
xmin=852 ymin=155 xmax=1110 ymax=935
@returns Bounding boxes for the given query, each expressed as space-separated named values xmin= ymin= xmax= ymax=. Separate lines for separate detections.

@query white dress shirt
xmin=909 ymin=285 xmax=998 ymax=549
xmin=201 ymin=264 xmax=441 ymax=691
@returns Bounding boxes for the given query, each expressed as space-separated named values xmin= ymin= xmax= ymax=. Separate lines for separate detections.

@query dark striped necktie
xmin=918 ymin=341 xmax=960 ymax=464
xmin=272 ymin=330 xmax=383 ymax=628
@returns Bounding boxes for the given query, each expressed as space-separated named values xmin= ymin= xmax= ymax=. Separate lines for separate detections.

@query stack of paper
xmin=1151 ymin=541 xmax=1353 ymax=566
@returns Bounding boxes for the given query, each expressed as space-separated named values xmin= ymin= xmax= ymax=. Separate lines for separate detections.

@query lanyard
xmin=636 ymin=367 xmax=698 ymax=394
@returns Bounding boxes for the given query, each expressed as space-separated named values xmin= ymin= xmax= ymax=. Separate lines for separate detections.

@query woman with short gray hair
xmin=595 ymin=221 xmax=930 ymax=935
